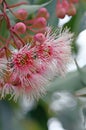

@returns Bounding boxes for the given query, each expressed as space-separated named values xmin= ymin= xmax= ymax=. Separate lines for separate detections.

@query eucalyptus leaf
xmin=46 ymin=0 xmax=58 ymax=26
xmin=79 ymin=12 xmax=86 ymax=33
xmin=0 ymin=19 xmax=9 ymax=39
xmin=44 ymin=66 xmax=86 ymax=101
xmin=75 ymin=87 xmax=86 ymax=97
xmin=6 ymin=0 xmax=28 ymax=5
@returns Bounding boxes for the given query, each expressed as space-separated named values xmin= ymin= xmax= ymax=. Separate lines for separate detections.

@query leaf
xmin=44 ymin=66 xmax=86 ymax=103
xmin=0 ymin=19 xmax=9 ymax=39
xmin=79 ymin=12 xmax=86 ymax=33
xmin=6 ymin=0 xmax=28 ymax=5
xmin=46 ymin=0 xmax=58 ymax=26
xmin=75 ymin=87 xmax=86 ymax=97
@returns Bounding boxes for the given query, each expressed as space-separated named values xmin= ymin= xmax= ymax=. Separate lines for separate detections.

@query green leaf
xmin=44 ymin=66 xmax=86 ymax=101
xmin=75 ymin=87 xmax=86 ymax=97
xmin=79 ymin=12 xmax=86 ymax=32
xmin=33 ymin=0 xmax=50 ymax=4
xmin=0 ymin=19 xmax=9 ymax=39
xmin=6 ymin=0 xmax=28 ymax=5
xmin=46 ymin=0 xmax=58 ymax=26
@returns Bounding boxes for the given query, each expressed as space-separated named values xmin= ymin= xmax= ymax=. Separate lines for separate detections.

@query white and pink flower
xmin=0 ymin=28 xmax=73 ymax=100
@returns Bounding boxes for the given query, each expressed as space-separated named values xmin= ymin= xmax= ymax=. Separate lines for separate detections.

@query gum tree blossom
xmin=0 ymin=28 xmax=73 ymax=100
xmin=0 ymin=27 xmax=73 ymax=100
xmin=10 ymin=45 xmax=49 ymax=100
xmin=0 ymin=0 xmax=75 ymax=101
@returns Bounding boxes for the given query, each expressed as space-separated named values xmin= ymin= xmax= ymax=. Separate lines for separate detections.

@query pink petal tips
xmin=0 ymin=27 xmax=73 ymax=101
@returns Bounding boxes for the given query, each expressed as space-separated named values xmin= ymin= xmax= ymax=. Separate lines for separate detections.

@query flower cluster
xmin=0 ymin=0 xmax=73 ymax=101
xmin=0 ymin=28 xmax=73 ymax=100
xmin=56 ymin=0 xmax=78 ymax=18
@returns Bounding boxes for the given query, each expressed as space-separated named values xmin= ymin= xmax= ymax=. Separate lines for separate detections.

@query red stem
xmin=0 ymin=35 xmax=6 ymax=42
xmin=3 ymin=2 xmax=11 ymax=29
xmin=7 ymin=2 xmax=28 ymax=9
xmin=3 ymin=0 xmax=19 ymax=18
xmin=10 ymin=29 xmax=25 ymax=46
xmin=10 ymin=32 xmax=20 ymax=48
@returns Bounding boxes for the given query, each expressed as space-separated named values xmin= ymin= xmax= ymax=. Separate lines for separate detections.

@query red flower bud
xmin=56 ymin=1 xmax=66 ymax=18
xmin=15 ymin=9 xmax=28 ymax=20
xmin=67 ymin=3 xmax=76 ymax=16
xmin=33 ymin=17 xmax=47 ymax=28
xmin=62 ymin=0 xmax=69 ymax=12
xmin=37 ymin=7 xmax=50 ymax=20
xmin=34 ymin=33 xmax=46 ymax=44
xmin=14 ymin=22 xmax=26 ymax=34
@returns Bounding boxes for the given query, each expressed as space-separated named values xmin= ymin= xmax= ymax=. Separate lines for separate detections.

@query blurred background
xmin=1 ymin=0 xmax=86 ymax=130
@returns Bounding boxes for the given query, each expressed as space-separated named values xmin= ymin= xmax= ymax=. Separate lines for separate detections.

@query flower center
xmin=14 ymin=53 xmax=30 ymax=67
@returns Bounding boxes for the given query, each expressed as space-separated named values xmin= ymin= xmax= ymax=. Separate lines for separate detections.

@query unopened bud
xmin=34 ymin=33 xmax=46 ymax=43
xmin=56 ymin=1 xmax=66 ymax=18
xmin=14 ymin=22 xmax=26 ymax=34
xmin=67 ymin=3 xmax=76 ymax=16
xmin=62 ymin=0 xmax=69 ymax=12
xmin=37 ymin=7 xmax=50 ymax=20
xmin=33 ymin=17 xmax=47 ymax=28
xmin=15 ymin=9 xmax=28 ymax=20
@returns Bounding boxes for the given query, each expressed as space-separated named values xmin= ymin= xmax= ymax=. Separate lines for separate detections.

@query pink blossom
xmin=12 ymin=45 xmax=35 ymax=76
xmin=0 ymin=72 xmax=23 ymax=101
xmin=43 ymin=28 xmax=73 ymax=75
xmin=2 ymin=27 xmax=73 ymax=100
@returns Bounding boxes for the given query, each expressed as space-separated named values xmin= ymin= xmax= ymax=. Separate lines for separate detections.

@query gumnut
xmin=67 ymin=3 xmax=76 ymax=16
xmin=37 ymin=7 xmax=50 ymax=20
xmin=15 ymin=9 xmax=28 ymax=20
xmin=34 ymin=33 xmax=46 ymax=44
xmin=56 ymin=1 xmax=66 ymax=18
xmin=62 ymin=0 xmax=69 ymax=12
xmin=33 ymin=17 xmax=47 ymax=28
xmin=14 ymin=22 xmax=26 ymax=34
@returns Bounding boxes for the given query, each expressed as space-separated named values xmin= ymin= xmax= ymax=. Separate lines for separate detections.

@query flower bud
xmin=67 ymin=3 xmax=76 ymax=16
xmin=14 ymin=22 xmax=26 ymax=34
xmin=56 ymin=1 xmax=66 ymax=18
xmin=37 ymin=7 xmax=50 ymax=20
xmin=34 ymin=33 xmax=46 ymax=43
xmin=33 ymin=17 xmax=47 ymax=28
xmin=62 ymin=0 xmax=69 ymax=12
xmin=15 ymin=9 xmax=28 ymax=20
